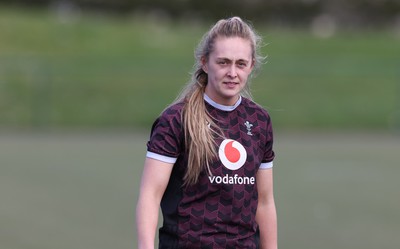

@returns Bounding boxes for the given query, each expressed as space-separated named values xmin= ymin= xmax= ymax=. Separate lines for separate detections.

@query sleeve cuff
xmin=260 ymin=161 xmax=273 ymax=169
xmin=146 ymin=151 xmax=177 ymax=164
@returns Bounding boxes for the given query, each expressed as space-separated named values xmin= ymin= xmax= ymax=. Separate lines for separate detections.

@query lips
xmin=224 ymin=81 xmax=239 ymax=87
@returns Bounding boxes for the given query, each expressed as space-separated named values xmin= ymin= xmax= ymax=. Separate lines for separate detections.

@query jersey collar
xmin=203 ymin=94 xmax=242 ymax=112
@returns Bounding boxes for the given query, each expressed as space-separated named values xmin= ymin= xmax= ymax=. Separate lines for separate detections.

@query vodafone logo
xmin=210 ymin=139 xmax=254 ymax=185
xmin=218 ymin=139 xmax=247 ymax=171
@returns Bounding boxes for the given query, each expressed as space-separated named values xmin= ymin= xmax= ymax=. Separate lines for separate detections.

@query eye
xmin=237 ymin=62 xmax=247 ymax=68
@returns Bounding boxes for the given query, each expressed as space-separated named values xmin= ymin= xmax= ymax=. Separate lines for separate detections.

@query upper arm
xmin=136 ymin=157 xmax=174 ymax=248
xmin=256 ymin=168 xmax=274 ymax=204
xmin=138 ymin=157 xmax=174 ymax=203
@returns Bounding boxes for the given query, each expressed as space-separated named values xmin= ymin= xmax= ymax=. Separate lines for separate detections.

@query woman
xmin=136 ymin=17 xmax=277 ymax=249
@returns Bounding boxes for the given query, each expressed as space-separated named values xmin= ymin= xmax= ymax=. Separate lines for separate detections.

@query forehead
xmin=211 ymin=36 xmax=252 ymax=60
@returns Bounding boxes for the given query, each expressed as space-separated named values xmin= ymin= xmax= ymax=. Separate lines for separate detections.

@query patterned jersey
xmin=146 ymin=95 xmax=275 ymax=249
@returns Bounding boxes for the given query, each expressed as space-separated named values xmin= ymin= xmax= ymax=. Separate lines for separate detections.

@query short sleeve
xmin=146 ymin=104 xmax=184 ymax=161
xmin=260 ymin=111 xmax=275 ymax=169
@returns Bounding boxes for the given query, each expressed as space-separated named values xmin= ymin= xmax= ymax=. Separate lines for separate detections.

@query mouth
xmin=223 ymin=81 xmax=239 ymax=87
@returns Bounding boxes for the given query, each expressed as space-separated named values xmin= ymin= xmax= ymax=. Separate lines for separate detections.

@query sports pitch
xmin=0 ymin=131 xmax=399 ymax=249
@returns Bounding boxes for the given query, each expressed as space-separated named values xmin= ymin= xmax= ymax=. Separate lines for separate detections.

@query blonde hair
xmin=174 ymin=17 xmax=264 ymax=186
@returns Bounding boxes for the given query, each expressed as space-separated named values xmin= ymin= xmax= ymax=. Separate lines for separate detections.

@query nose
xmin=227 ymin=65 xmax=237 ymax=78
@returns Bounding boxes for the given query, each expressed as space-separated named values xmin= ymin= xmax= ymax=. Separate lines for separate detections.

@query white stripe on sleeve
xmin=146 ymin=151 xmax=177 ymax=164
xmin=260 ymin=161 xmax=273 ymax=169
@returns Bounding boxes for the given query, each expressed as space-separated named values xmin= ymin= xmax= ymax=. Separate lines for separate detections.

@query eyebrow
xmin=217 ymin=57 xmax=250 ymax=63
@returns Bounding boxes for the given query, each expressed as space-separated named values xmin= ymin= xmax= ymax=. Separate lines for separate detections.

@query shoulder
xmin=151 ymin=101 xmax=185 ymax=132
xmin=161 ymin=101 xmax=185 ymax=116
xmin=157 ymin=102 xmax=185 ymax=122
xmin=240 ymin=97 xmax=271 ymax=122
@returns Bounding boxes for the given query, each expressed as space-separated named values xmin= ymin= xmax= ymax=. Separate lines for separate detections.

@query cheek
xmin=209 ymin=68 xmax=223 ymax=80
xmin=240 ymin=69 xmax=252 ymax=80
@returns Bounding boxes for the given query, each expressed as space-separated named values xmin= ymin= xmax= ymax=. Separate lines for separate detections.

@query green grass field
xmin=1 ymin=131 xmax=399 ymax=249
xmin=1 ymin=7 xmax=400 ymax=130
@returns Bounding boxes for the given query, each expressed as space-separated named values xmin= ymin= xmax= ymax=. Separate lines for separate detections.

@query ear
xmin=250 ymin=58 xmax=255 ymax=71
xmin=201 ymin=56 xmax=208 ymax=73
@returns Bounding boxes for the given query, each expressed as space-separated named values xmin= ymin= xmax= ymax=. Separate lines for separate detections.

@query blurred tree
xmin=0 ymin=0 xmax=399 ymax=28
